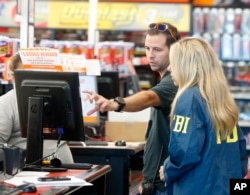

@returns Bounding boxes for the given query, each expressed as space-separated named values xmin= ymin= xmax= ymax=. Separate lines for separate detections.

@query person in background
xmin=0 ymin=52 xmax=74 ymax=165
xmin=159 ymin=37 xmax=248 ymax=195
xmin=84 ymin=22 xmax=181 ymax=195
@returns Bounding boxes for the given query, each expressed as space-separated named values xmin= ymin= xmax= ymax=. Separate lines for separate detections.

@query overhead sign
xmin=0 ymin=1 xmax=191 ymax=32
xmin=48 ymin=2 xmax=191 ymax=32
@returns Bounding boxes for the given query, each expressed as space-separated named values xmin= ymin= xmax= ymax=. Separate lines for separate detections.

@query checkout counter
xmin=71 ymin=109 xmax=149 ymax=195
xmin=70 ymin=142 xmax=145 ymax=195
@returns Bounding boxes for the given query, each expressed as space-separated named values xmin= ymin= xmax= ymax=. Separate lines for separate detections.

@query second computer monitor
xmin=97 ymin=71 xmax=120 ymax=99
xmin=79 ymin=75 xmax=100 ymax=126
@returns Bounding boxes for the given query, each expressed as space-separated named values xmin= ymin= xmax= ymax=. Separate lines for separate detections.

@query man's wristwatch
xmin=113 ymin=97 xmax=126 ymax=112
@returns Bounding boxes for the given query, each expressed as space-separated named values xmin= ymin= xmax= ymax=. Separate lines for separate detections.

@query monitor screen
xmin=79 ymin=75 xmax=100 ymax=126
xmin=123 ymin=74 xmax=141 ymax=96
xmin=14 ymin=70 xmax=85 ymax=165
xmin=97 ymin=71 xmax=120 ymax=99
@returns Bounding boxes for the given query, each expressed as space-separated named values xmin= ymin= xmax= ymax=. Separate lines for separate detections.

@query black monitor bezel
xmin=15 ymin=70 xmax=85 ymax=165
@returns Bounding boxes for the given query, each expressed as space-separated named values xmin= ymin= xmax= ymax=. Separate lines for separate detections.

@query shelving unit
xmin=231 ymin=90 xmax=250 ymax=153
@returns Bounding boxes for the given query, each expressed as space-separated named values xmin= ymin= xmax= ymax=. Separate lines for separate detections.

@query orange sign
xmin=101 ymin=0 xmax=190 ymax=2
xmin=19 ymin=48 xmax=63 ymax=71
xmin=193 ymin=0 xmax=217 ymax=6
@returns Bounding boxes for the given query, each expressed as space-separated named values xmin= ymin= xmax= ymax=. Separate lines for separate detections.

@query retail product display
xmin=0 ymin=36 xmax=20 ymax=82
xmin=39 ymin=39 xmax=135 ymax=77
xmin=193 ymin=7 xmax=250 ymax=62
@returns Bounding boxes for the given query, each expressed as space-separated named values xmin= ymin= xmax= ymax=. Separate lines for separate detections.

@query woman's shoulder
xmin=181 ymin=87 xmax=200 ymax=98
xmin=178 ymin=87 xmax=205 ymax=106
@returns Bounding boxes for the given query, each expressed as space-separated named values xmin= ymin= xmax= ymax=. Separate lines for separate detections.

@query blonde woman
xmin=159 ymin=37 xmax=248 ymax=195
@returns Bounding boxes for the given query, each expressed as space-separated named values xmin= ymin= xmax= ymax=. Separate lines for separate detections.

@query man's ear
xmin=10 ymin=72 xmax=15 ymax=83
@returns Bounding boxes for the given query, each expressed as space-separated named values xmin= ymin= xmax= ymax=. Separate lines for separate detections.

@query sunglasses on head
xmin=148 ymin=23 xmax=177 ymax=41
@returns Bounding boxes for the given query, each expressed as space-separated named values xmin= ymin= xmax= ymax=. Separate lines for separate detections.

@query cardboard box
xmin=105 ymin=121 xmax=147 ymax=142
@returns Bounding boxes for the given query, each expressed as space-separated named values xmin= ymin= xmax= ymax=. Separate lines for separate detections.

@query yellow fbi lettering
xmin=216 ymin=126 xmax=238 ymax=144
xmin=172 ymin=115 xmax=239 ymax=144
xmin=172 ymin=115 xmax=190 ymax=133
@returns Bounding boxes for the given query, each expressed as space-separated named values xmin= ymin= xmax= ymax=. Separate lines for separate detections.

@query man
xmin=85 ymin=22 xmax=181 ymax=194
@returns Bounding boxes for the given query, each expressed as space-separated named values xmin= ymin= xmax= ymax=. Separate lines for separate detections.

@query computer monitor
xmin=97 ymin=71 xmax=120 ymax=99
xmin=79 ymin=75 xmax=100 ymax=126
xmin=124 ymin=74 xmax=141 ymax=96
xmin=14 ymin=70 xmax=85 ymax=165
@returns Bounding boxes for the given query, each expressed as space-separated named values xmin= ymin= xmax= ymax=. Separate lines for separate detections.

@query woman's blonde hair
xmin=169 ymin=37 xmax=238 ymax=140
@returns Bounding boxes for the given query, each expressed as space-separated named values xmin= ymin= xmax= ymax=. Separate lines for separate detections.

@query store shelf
xmin=232 ymin=93 xmax=250 ymax=100
xmin=239 ymin=121 xmax=250 ymax=128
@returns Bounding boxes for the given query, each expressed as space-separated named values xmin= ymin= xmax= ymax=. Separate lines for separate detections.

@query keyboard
xmin=68 ymin=140 xmax=108 ymax=146
xmin=67 ymin=141 xmax=85 ymax=146
xmin=85 ymin=140 xmax=108 ymax=146
xmin=22 ymin=166 xmax=68 ymax=172
xmin=61 ymin=163 xmax=93 ymax=170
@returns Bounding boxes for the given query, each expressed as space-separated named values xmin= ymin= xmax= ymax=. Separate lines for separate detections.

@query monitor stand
xmin=23 ymin=97 xmax=67 ymax=172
